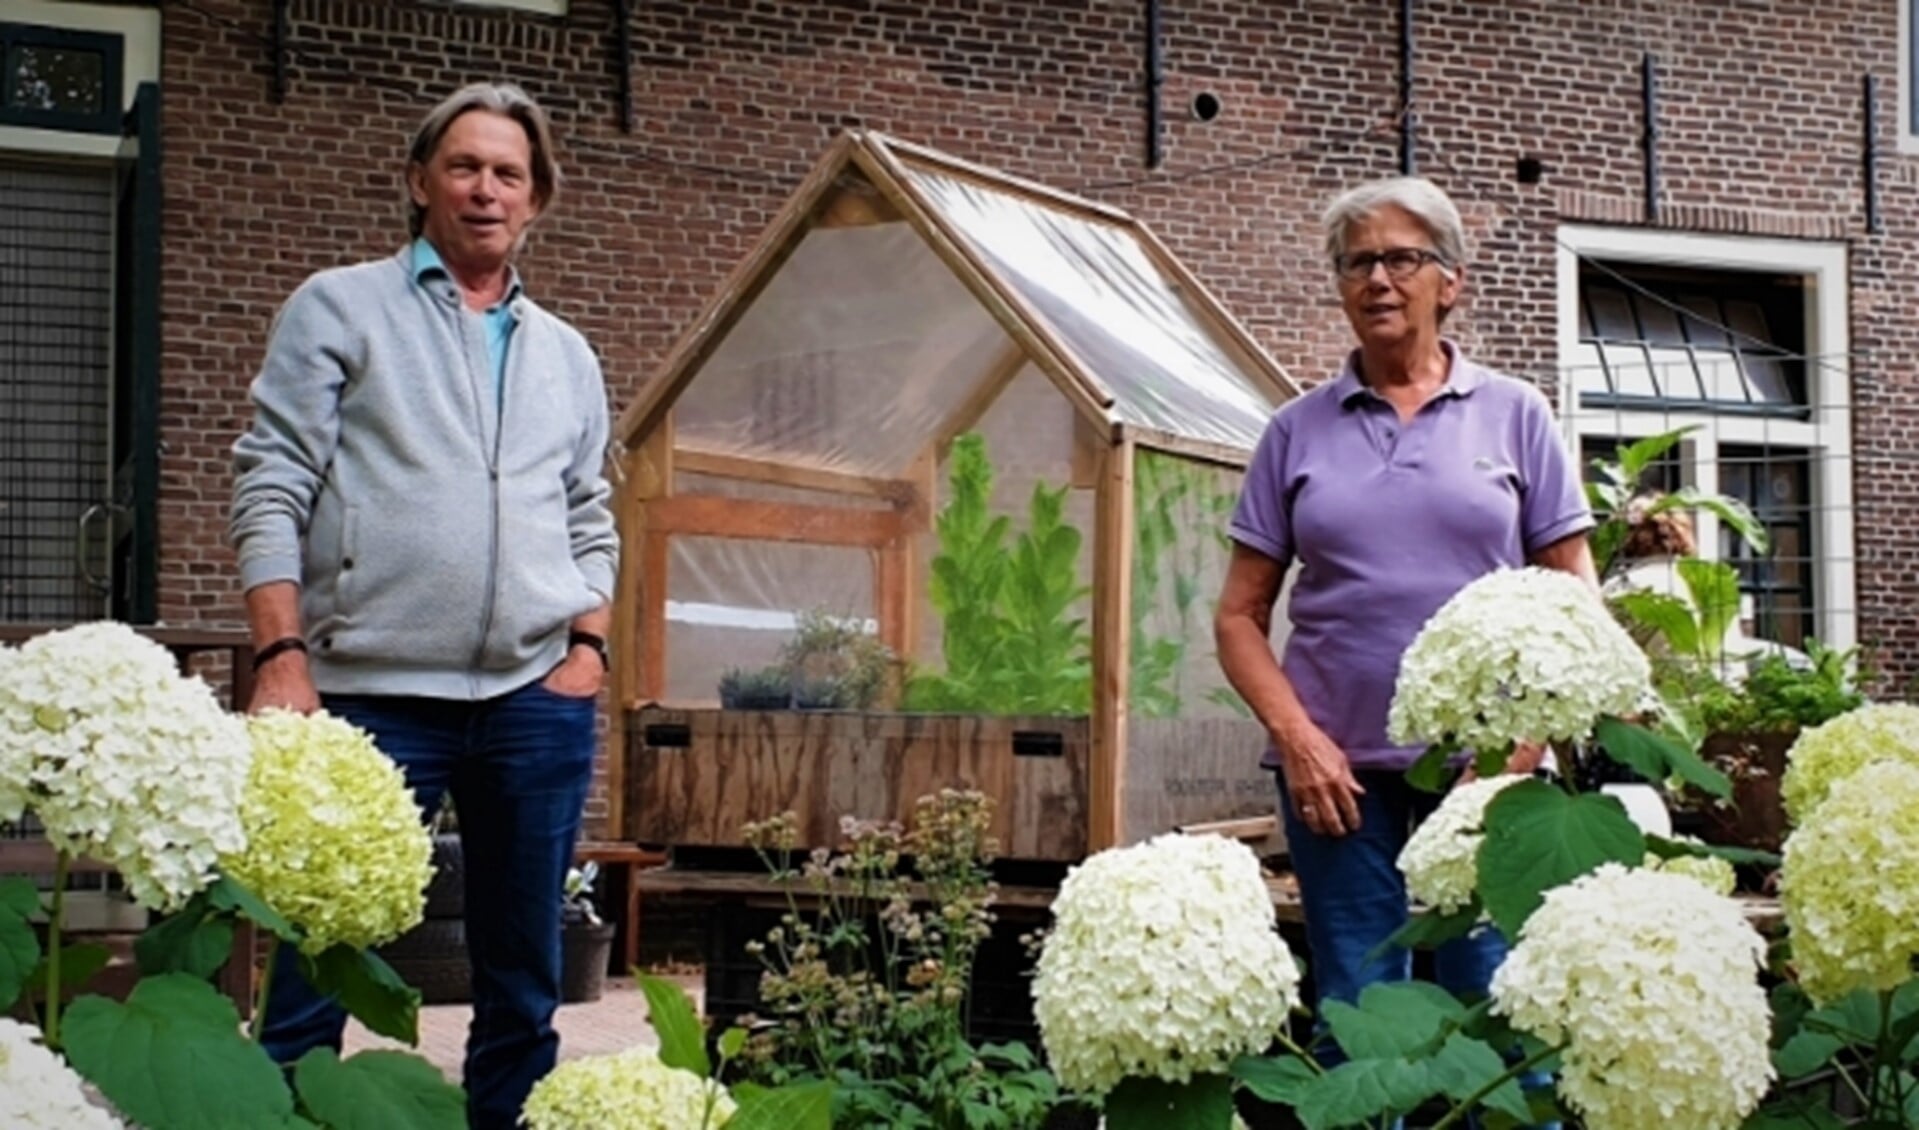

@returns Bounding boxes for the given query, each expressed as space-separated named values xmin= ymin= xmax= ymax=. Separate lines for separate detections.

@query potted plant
xmin=716 ymin=665 xmax=793 ymax=711
xmin=777 ymin=608 xmax=895 ymax=711
xmin=559 ymin=863 xmax=615 ymax=1004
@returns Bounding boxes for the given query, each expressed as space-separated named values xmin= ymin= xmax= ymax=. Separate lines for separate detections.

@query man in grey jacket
xmin=229 ymin=83 xmax=616 ymax=1129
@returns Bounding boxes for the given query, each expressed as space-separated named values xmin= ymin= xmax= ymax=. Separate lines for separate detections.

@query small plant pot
xmin=560 ymin=919 xmax=616 ymax=1004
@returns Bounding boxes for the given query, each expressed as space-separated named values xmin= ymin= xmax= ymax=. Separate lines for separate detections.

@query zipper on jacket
xmin=467 ymin=306 xmax=505 ymax=691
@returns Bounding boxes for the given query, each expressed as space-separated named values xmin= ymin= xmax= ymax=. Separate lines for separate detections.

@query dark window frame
xmin=1 ymin=22 xmax=123 ymax=135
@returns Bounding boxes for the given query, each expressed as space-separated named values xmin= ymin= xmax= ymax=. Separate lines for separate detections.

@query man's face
xmin=408 ymin=109 xmax=540 ymax=272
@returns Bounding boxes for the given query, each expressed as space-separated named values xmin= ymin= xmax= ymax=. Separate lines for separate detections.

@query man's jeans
xmin=1276 ymin=769 xmax=1555 ymax=1129
xmin=260 ymin=679 xmax=596 ymax=1130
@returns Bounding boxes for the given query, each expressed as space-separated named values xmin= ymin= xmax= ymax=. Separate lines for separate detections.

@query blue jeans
xmin=1276 ymin=769 xmax=1555 ymax=1129
xmin=260 ymin=679 xmax=597 ymax=1130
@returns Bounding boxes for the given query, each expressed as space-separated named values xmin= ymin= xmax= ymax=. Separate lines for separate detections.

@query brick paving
xmin=342 ymin=974 xmax=697 ymax=1081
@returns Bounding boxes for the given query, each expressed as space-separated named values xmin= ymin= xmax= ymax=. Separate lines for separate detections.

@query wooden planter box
xmin=624 ymin=707 xmax=1277 ymax=863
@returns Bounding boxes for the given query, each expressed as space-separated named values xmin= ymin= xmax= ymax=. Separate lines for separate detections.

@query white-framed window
xmin=1557 ymin=226 xmax=1855 ymax=651
xmin=0 ymin=0 xmax=156 ymax=159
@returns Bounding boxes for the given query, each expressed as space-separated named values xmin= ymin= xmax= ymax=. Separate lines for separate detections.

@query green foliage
xmin=63 ymin=974 xmax=299 ymax=1129
xmin=303 ymin=944 xmax=420 ymax=1046
xmin=1475 ymin=780 xmax=1646 ymax=938
xmin=1130 ymin=451 xmax=1245 ymax=719
xmin=1758 ymin=981 xmax=1919 ymax=1128
xmin=639 ymin=973 xmax=710 ymax=1078
xmin=292 ymin=1049 xmax=466 ymax=1130
xmin=904 ymin=434 xmax=1091 ymax=715
xmin=718 ymin=665 xmax=793 ymax=709
xmin=1105 ymin=1073 xmax=1235 ymax=1129
xmin=0 ymin=876 xmax=41 ymax=1013
xmin=735 ymin=793 xmax=1063 ymax=1127
xmin=1585 ymin=426 xmax=1769 ymax=578
xmin=779 ymin=608 xmax=896 ymax=710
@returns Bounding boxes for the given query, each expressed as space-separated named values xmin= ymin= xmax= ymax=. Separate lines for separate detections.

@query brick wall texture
xmin=148 ymin=0 xmax=1918 ymax=833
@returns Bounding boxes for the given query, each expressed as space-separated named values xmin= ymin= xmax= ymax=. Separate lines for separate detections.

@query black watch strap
xmin=568 ymin=630 xmax=609 ymax=670
xmin=251 ymin=636 xmax=308 ymax=671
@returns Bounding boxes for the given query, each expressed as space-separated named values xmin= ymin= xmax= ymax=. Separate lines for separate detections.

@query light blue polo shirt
xmin=411 ymin=238 xmax=521 ymax=399
xmin=1229 ymin=342 xmax=1594 ymax=771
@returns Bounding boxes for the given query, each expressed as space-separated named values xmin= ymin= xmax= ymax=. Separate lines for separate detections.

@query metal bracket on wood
xmin=1144 ymin=0 xmax=1162 ymax=169
xmin=614 ymin=0 xmax=634 ymax=134
xmin=271 ymin=0 xmax=290 ymax=104
xmin=1399 ymin=0 xmax=1416 ymax=174
xmin=1865 ymin=73 xmax=1883 ymax=234
xmin=1641 ymin=52 xmax=1660 ymax=223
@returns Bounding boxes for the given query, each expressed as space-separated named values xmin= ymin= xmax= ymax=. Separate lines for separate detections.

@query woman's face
xmin=1335 ymin=205 xmax=1461 ymax=351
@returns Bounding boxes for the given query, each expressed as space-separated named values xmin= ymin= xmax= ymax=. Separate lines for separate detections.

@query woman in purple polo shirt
xmin=1216 ymin=178 xmax=1597 ymax=1051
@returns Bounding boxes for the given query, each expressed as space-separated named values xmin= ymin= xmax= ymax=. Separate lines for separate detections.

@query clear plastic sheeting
xmin=898 ymin=162 xmax=1277 ymax=450
xmin=663 ymin=535 xmax=876 ymax=703
xmin=671 ymin=220 xmax=1009 ymax=478
xmin=1130 ymin=449 xmax=1260 ymax=720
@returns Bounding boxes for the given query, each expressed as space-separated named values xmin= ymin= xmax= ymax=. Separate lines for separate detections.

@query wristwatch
xmin=567 ymin=630 xmax=609 ymax=670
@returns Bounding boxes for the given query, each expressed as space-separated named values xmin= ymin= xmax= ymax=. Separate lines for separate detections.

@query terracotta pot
xmin=1697 ymin=729 xmax=1798 ymax=854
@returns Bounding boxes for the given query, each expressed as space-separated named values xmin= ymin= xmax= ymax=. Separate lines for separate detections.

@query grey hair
xmin=1321 ymin=176 xmax=1468 ymax=273
xmin=405 ymin=82 xmax=560 ymax=238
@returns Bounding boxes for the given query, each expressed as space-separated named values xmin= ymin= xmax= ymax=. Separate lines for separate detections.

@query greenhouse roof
xmin=617 ymin=130 xmax=1298 ymax=474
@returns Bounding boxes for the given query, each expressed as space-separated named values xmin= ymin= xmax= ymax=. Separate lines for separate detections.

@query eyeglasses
xmin=1333 ymin=247 xmax=1448 ymax=282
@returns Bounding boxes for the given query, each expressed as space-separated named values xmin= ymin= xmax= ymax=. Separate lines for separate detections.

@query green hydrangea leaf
xmin=293 ymin=1048 xmax=465 ymax=1130
xmin=638 ymin=973 xmax=709 ymax=1078
xmin=23 ymin=942 xmax=112 ymax=1000
xmin=1476 ymin=781 xmax=1645 ymax=938
xmin=0 ymin=878 xmax=42 ymax=1013
xmin=1427 ymin=1033 xmax=1532 ymax=1125
xmin=1595 ymin=715 xmax=1730 ymax=799
xmin=304 ymin=944 xmax=420 ymax=1045
xmin=1230 ymin=1054 xmax=1317 ymax=1104
xmin=205 ymin=874 xmax=300 ymax=943
xmin=1294 ymin=1058 xmax=1435 ymax=1130
xmin=136 ymin=897 xmax=235 ymax=980
xmin=1325 ymin=981 xmax=1463 ymax=1060
xmin=1104 ymin=1073 xmax=1235 ymax=1130
xmin=728 ymin=1079 xmax=834 ymax=1130
xmin=62 ymin=973 xmax=294 ymax=1129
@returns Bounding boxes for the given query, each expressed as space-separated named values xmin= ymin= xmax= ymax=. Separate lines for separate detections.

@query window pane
xmin=1569 ymin=341 xmax=1609 ymax=396
xmin=5 ymin=43 xmax=105 ymax=115
xmin=1677 ymin=296 xmax=1733 ymax=348
xmin=1600 ymin=342 xmax=1657 ymax=398
xmin=1741 ymin=355 xmax=1793 ymax=403
xmin=1587 ymin=286 xmax=1639 ymax=340
xmin=1695 ymin=350 xmax=1749 ymax=402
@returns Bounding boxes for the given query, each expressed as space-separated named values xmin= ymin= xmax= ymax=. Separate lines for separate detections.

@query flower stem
xmin=1427 ymin=1041 xmax=1564 ymax=1130
xmin=44 ymin=851 xmax=68 ymax=1049
xmin=1273 ymin=1029 xmax=1326 ymax=1075
xmin=249 ymin=936 xmax=279 ymax=1043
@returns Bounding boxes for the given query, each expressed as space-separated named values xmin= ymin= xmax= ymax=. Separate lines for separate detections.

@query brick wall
xmin=156 ymin=0 xmax=1919 ymax=832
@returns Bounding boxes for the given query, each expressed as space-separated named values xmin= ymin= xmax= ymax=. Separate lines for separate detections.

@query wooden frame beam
xmin=649 ymin=494 xmax=904 ymax=549
xmin=609 ymin=419 xmax=673 ymax=834
xmin=674 ymin=447 xmax=914 ymax=502
xmin=1089 ymin=438 xmax=1136 ymax=850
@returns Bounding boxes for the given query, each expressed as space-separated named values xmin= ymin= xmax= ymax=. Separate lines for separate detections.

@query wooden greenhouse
xmin=610 ymin=131 xmax=1301 ymax=867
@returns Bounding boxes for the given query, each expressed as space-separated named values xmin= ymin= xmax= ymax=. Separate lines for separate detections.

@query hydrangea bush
xmin=1388 ymin=566 xmax=1652 ymax=753
xmin=521 ymin=1049 xmax=736 ymax=1130
xmin=0 ymin=623 xmax=250 ymax=910
xmin=1779 ymin=759 xmax=1919 ymax=1005
xmin=1032 ymin=832 xmax=1300 ymax=1099
xmin=1396 ymin=774 xmax=1527 ymax=914
xmin=1778 ymin=701 xmax=1919 ymax=824
xmin=221 ymin=710 xmax=432 ymax=953
xmin=1490 ymin=865 xmax=1773 ymax=1130
xmin=0 ymin=1019 xmax=123 ymax=1129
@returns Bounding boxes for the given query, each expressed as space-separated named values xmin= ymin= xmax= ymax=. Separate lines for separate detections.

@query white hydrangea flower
xmin=1395 ymin=774 xmax=1528 ymax=914
xmin=0 ymin=622 xmax=251 ymax=910
xmin=0 ymin=1019 xmax=124 ymax=1128
xmin=520 ymin=1049 xmax=734 ymax=1129
xmin=1780 ymin=703 xmax=1919 ymax=825
xmin=1490 ymin=864 xmax=1772 ymax=1130
xmin=1388 ymin=567 xmax=1651 ymax=753
xmin=222 ymin=711 xmax=432 ymax=953
xmin=1780 ymin=760 xmax=1919 ymax=1005
xmin=1643 ymin=836 xmax=1737 ymax=897
xmin=1033 ymin=833 xmax=1301 ymax=1097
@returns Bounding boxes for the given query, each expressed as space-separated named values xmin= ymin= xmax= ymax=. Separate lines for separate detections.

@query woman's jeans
xmin=259 ymin=679 xmax=597 ymax=1130
xmin=1275 ymin=768 xmax=1556 ymax=1129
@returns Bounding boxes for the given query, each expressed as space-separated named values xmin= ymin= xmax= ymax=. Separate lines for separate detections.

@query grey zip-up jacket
xmin=229 ymin=249 xmax=619 ymax=700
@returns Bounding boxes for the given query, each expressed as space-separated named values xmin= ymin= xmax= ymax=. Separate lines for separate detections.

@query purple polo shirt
xmin=1229 ymin=344 xmax=1593 ymax=771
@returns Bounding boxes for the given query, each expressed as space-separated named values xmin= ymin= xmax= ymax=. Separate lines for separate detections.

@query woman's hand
xmin=1279 ymin=722 xmax=1366 ymax=836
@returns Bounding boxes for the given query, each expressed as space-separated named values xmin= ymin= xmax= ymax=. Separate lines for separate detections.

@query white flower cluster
xmin=0 ymin=623 xmax=251 ymax=910
xmin=1780 ymin=703 xmax=1919 ymax=824
xmin=519 ymin=1049 xmax=734 ymax=1129
xmin=1387 ymin=567 xmax=1651 ymax=753
xmin=1032 ymin=833 xmax=1301 ymax=1097
xmin=1643 ymin=844 xmax=1738 ymax=898
xmin=1490 ymin=865 xmax=1772 ymax=1130
xmin=1396 ymin=775 xmax=1527 ymax=914
xmin=1780 ymin=760 xmax=1919 ymax=1005
xmin=0 ymin=1019 xmax=123 ymax=1129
